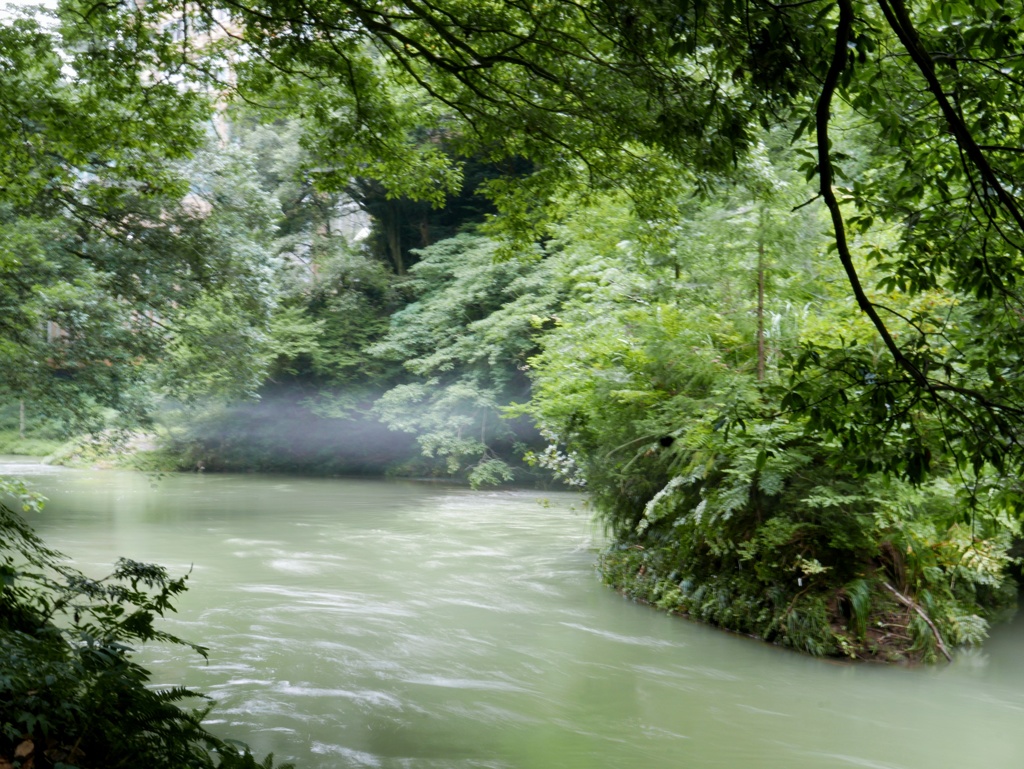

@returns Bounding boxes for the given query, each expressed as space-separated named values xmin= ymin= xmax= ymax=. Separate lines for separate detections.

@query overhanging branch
xmin=816 ymin=0 xmax=927 ymax=386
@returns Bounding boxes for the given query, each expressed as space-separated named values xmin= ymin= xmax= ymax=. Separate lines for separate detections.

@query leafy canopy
xmin=88 ymin=0 xmax=1024 ymax=484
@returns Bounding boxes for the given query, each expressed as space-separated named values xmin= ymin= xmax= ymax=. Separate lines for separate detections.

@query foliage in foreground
xmin=0 ymin=482 xmax=294 ymax=769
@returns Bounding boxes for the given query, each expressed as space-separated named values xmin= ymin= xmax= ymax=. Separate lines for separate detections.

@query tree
xmin=98 ymin=0 xmax=1024 ymax=491
xmin=521 ymin=177 xmax=1016 ymax=660
xmin=0 ymin=7 xmax=280 ymax=432
xmin=0 ymin=10 xmax=299 ymax=764
xmin=0 ymin=8 xmax=207 ymax=207
xmin=371 ymin=232 xmax=557 ymax=486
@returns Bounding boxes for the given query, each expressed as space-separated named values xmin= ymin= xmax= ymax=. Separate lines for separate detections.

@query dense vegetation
xmin=6 ymin=0 xmax=1024 ymax=763
xmin=520 ymin=177 xmax=1019 ymax=660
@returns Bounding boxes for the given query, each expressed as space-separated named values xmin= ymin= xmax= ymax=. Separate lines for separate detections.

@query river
xmin=3 ymin=457 xmax=1024 ymax=769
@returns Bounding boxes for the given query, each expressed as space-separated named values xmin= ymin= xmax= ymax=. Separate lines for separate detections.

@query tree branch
xmin=877 ymin=0 xmax=1024 ymax=243
xmin=882 ymin=581 xmax=952 ymax=661
xmin=816 ymin=0 xmax=927 ymax=386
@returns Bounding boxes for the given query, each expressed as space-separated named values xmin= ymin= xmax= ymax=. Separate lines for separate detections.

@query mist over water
xmin=6 ymin=457 xmax=1024 ymax=769
xmin=168 ymin=392 xmax=420 ymax=474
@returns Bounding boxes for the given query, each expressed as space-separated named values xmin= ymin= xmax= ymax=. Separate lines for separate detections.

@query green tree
xmin=524 ymin=178 xmax=1017 ymax=660
xmin=371 ymin=233 xmax=559 ymax=485
xmin=0 ymin=8 xmax=207 ymax=207
xmin=107 ymin=0 xmax=1024 ymax=491
xmin=1 ymin=8 xmax=279 ymax=431
xmin=0 ymin=141 xmax=279 ymax=432
xmin=0 ymin=9 xmax=296 ymax=764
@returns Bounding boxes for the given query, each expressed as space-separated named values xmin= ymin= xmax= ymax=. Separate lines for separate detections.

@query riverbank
xmin=0 ymin=429 xmax=65 ymax=458
xmin=34 ymin=402 xmax=551 ymax=486
xmin=599 ymin=536 xmax=1019 ymax=664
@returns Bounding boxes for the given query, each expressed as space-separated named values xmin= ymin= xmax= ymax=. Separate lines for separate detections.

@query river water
xmin=4 ymin=457 xmax=1024 ymax=769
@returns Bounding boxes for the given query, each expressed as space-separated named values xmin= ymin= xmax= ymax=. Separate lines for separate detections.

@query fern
xmin=842 ymin=578 xmax=872 ymax=640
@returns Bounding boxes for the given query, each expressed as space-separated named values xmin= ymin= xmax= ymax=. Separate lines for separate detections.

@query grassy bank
xmin=0 ymin=429 xmax=65 ymax=457
xmin=599 ymin=535 xmax=1018 ymax=663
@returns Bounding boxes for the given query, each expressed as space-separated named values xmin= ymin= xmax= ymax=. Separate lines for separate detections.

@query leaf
xmin=755 ymin=448 xmax=767 ymax=472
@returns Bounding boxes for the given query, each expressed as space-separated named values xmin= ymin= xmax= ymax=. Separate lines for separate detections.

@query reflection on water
xmin=4 ymin=457 xmax=1024 ymax=769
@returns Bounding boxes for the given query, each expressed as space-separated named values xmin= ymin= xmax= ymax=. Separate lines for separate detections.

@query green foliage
xmin=0 ymin=3 xmax=281 ymax=431
xmin=302 ymin=250 xmax=404 ymax=385
xmin=524 ymin=184 xmax=1019 ymax=660
xmin=160 ymin=290 xmax=271 ymax=402
xmin=370 ymin=233 xmax=559 ymax=485
xmin=0 ymin=7 xmax=207 ymax=207
xmin=106 ymin=0 xmax=1024 ymax=515
xmin=0 ymin=433 xmax=64 ymax=458
xmin=0 ymin=497 xmax=207 ymax=765
xmin=0 ymin=135 xmax=279 ymax=431
xmin=0 ymin=400 xmax=66 ymax=456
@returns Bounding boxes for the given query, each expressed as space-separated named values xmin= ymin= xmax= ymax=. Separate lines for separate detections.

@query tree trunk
xmin=387 ymin=201 xmax=404 ymax=275
xmin=756 ymin=207 xmax=767 ymax=382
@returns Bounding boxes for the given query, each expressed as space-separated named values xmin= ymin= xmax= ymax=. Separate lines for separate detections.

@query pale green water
xmin=4 ymin=457 xmax=1024 ymax=769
